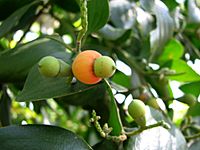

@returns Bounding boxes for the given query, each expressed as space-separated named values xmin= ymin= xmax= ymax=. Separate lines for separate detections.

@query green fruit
xmin=177 ymin=94 xmax=197 ymax=107
xmin=38 ymin=56 xmax=60 ymax=77
xmin=128 ymin=99 xmax=146 ymax=127
xmin=38 ymin=56 xmax=71 ymax=77
xmin=57 ymin=59 xmax=71 ymax=77
xmin=146 ymin=98 xmax=160 ymax=110
xmin=94 ymin=56 xmax=116 ymax=78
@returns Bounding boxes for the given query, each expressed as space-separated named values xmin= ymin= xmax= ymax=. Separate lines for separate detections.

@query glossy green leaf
xmin=0 ymin=125 xmax=92 ymax=150
xmin=165 ymin=59 xmax=200 ymax=82
xmin=110 ymin=0 xmax=135 ymax=29
xmin=0 ymin=0 xmax=34 ymax=20
xmin=125 ymin=108 xmax=187 ymax=150
xmin=98 ymin=24 xmax=126 ymax=40
xmin=163 ymin=0 xmax=178 ymax=10
xmin=92 ymin=140 xmax=117 ymax=150
xmin=87 ymin=0 xmax=109 ymax=33
xmin=188 ymin=0 xmax=200 ymax=23
xmin=0 ymin=0 xmax=43 ymax=38
xmin=140 ymin=0 xmax=174 ymax=60
xmin=16 ymin=65 xmax=99 ymax=102
xmin=180 ymin=81 xmax=200 ymax=97
xmin=111 ymin=70 xmax=131 ymax=89
xmin=53 ymin=0 xmax=80 ymax=13
xmin=0 ymin=86 xmax=11 ymax=126
xmin=0 ymin=37 xmax=67 ymax=82
xmin=187 ymin=103 xmax=200 ymax=116
xmin=158 ymin=39 xmax=184 ymax=65
xmin=104 ymin=79 xmax=123 ymax=136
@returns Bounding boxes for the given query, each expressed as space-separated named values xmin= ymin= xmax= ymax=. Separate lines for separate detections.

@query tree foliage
xmin=0 ymin=0 xmax=200 ymax=149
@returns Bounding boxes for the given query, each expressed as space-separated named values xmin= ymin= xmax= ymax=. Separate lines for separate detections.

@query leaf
xmin=158 ymin=39 xmax=184 ymax=65
xmin=16 ymin=65 xmax=100 ymax=102
xmin=98 ymin=24 xmax=126 ymax=40
xmin=165 ymin=59 xmax=200 ymax=82
xmin=110 ymin=0 xmax=135 ymax=29
xmin=180 ymin=81 xmax=200 ymax=97
xmin=163 ymin=0 xmax=178 ymax=10
xmin=53 ymin=0 xmax=80 ymax=13
xmin=0 ymin=86 xmax=11 ymax=126
xmin=104 ymin=79 xmax=123 ymax=136
xmin=0 ymin=125 xmax=92 ymax=150
xmin=187 ymin=103 xmax=200 ymax=116
xmin=189 ymin=140 xmax=200 ymax=150
xmin=87 ymin=0 xmax=109 ymax=33
xmin=0 ymin=0 xmax=34 ymax=21
xmin=92 ymin=140 xmax=118 ymax=150
xmin=0 ymin=0 xmax=43 ymax=38
xmin=0 ymin=37 xmax=67 ymax=82
xmin=125 ymin=108 xmax=188 ymax=150
xmin=188 ymin=0 xmax=200 ymax=23
xmin=140 ymin=0 xmax=174 ymax=60
xmin=111 ymin=70 xmax=131 ymax=89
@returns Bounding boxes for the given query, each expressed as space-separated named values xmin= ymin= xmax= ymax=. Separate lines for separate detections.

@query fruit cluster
xmin=38 ymin=50 xmax=116 ymax=85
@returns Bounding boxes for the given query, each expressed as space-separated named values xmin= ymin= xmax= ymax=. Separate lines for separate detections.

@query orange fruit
xmin=72 ymin=50 xmax=102 ymax=84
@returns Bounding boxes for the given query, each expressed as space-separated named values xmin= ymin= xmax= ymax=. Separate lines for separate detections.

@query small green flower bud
xmin=128 ymin=99 xmax=146 ymax=127
xmin=94 ymin=56 xmax=116 ymax=78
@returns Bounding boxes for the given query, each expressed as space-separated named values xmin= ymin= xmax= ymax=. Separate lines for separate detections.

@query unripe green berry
xmin=177 ymin=94 xmax=197 ymax=107
xmin=146 ymin=98 xmax=160 ymax=110
xmin=38 ymin=56 xmax=60 ymax=77
xmin=94 ymin=56 xmax=116 ymax=78
xmin=128 ymin=99 xmax=146 ymax=127
xmin=38 ymin=56 xmax=71 ymax=77
xmin=57 ymin=59 xmax=71 ymax=77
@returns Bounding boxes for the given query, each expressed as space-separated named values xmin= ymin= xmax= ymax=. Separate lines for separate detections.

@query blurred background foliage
xmin=0 ymin=0 xmax=200 ymax=149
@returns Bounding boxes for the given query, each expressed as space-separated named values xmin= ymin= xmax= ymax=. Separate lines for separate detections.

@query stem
xmin=185 ymin=132 xmax=200 ymax=140
xmin=125 ymin=120 xmax=170 ymax=137
xmin=76 ymin=0 xmax=88 ymax=52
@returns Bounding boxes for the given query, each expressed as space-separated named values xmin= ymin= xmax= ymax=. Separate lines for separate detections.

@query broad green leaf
xmin=0 ymin=0 xmax=34 ymax=20
xmin=0 ymin=37 xmax=67 ymax=82
xmin=189 ymin=140 xmax=200 ymax=150
xmin=187 ymin=103 xmax=200 ymax=116
xmin=0 ymin=86 xmax=11 ymax=126
xmin=53 ymin=0 xmax=80 ymax=13
xmin=163 ymin=0 xmax=178 ymax=10
xmin=158 ymin=39 xmax=184 ymax=65
xmin=140 ymin=0 xmax=174 ymax=60
xmin=104 ymin=80 xmax=123 ymax=136
xmin=110 ymin=0 xmax=135 ymax=29
xmin=16 ymin=65 xmax=99 ymax=102
xmin=92 ymin=140 xmax=117 ymax=150
xmin=125 ymin=108 xmax=187 ymax=150
xmin=98 ymin=24 xmax=126 ymax=40
xmin=0 ymin=0 xmax=43 ymax=38
xmin=87 ymin=0 xmax=109 ymax=33
xmin=111 ymin=70 xmax=131 ymax=89
xmin=188 ymin=0 xmax=200 ymax=23
xmin=180 ymin=81 xmax=200 ymax=97
xmin=165 ymin=60 xmax=200 ymax=82
xmin=0 ymin=125 xmax=92 ymax=150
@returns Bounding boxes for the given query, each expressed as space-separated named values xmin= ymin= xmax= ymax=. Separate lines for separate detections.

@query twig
xmin=76 ymin=0 xmax=88 ymax=52
xmin=124 ymin=120 xmax=170 ymax=137
xmin=185 ymin=132 xmax=200 ymax=140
